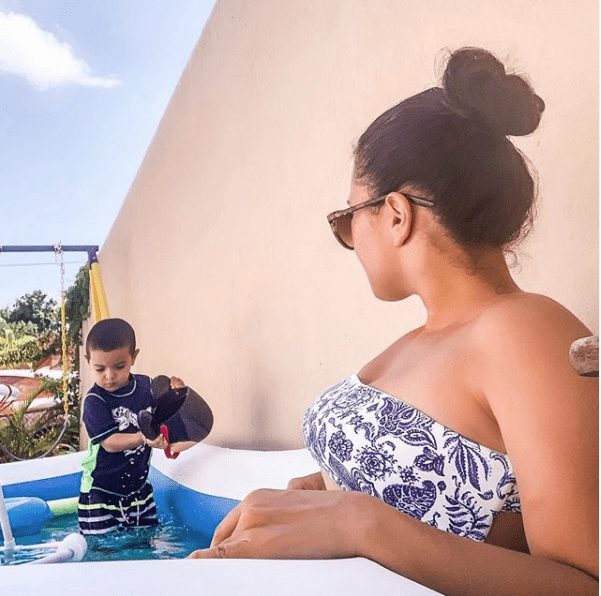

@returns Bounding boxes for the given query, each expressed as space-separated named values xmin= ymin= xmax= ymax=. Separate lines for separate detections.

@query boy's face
xmin=87 ymin=347 xmax=139 ymax=392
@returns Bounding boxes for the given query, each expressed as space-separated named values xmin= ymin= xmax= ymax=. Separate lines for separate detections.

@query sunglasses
xmin=327 ymin=192 xmax=436 ymax=250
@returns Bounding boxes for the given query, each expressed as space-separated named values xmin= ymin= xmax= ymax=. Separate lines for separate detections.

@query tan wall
xmin=94 ymin=0 xmax=598 ymax=449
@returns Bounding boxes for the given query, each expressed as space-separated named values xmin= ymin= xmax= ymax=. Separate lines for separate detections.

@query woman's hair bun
xmin=442 ymin=47 xmax=545 ymax=136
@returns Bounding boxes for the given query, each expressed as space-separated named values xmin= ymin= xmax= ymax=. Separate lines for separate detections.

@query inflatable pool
xmin=0 ymin=444 xmax=438 ymax=595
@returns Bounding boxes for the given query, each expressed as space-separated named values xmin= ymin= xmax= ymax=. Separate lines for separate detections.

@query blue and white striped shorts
xmin=78 ymin=483 xmax=158 ymax=535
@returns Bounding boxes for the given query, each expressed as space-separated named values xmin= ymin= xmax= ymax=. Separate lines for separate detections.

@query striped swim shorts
xmin=78 ymin=482 xmax=159 ymax=535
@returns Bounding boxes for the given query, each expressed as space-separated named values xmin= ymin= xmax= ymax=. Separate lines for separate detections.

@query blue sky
xmin=0 ymin=0 xmax=215 ymax=309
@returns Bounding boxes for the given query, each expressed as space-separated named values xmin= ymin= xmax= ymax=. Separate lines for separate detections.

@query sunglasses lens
xmin=334 ymin=214 xmax=353 ymax=249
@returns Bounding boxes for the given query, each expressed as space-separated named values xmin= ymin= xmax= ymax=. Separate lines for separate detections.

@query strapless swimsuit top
xmin=302 ymin=375 xmax=520 ymax=541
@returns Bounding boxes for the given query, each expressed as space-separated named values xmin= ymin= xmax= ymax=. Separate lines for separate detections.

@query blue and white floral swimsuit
xmin=302 ymin=374 xmax=520 ymax=542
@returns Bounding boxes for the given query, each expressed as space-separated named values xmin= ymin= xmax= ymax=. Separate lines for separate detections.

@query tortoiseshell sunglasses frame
xmin=327 ymin=192 xmax=436 ymax=249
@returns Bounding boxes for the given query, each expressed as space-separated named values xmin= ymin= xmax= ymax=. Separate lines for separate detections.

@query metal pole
xmin=0 ymin=245 xmax=99 ymax=264
xmin=0 ymin=483 xmax=15 ymax=555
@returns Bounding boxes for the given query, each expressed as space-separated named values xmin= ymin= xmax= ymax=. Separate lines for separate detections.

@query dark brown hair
xmin=85 ymin=318 xmax=136 ymax=357
xmin=354 ymin=47 xmax=545 ymax=249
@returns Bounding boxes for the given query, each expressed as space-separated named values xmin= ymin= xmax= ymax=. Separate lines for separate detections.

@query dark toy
xmin=138 ymin=375 xmax=214 ymax=459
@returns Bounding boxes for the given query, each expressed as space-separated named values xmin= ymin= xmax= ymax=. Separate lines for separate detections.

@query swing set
xmin=0 ymin=244 xmax=110 ymax=461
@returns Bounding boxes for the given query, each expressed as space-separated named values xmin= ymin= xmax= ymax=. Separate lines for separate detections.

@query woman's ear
xmin=385 ymin=193 xmax=413 ymax=247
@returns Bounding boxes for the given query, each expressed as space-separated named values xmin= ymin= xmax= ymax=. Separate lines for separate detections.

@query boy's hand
xmin=170 ymin=377 xmax=185 ymax=390
xmin=102 ymin=432 xmax=149 ymax=453
xmin=145 ymin=434 xmax=168 ymax=449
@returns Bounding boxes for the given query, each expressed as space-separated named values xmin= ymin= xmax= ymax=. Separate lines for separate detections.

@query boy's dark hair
xmin=85 ymin=318 xmax=136 ymax=357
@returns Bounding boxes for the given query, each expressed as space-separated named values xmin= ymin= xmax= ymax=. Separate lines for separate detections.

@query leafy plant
xmin=0 ymin=265 xmax=90 ymax=460
xmin=0 ymin=320 xmax=43 ymax=368
xmin=64 ymin=264 xmax=90 ymax=362
xmin=0 ymin=378 xmax=79 ymax=463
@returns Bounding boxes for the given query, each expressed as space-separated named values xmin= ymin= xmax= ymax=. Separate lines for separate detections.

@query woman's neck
xmin=416 ymin=247 xmax=520 ymax=332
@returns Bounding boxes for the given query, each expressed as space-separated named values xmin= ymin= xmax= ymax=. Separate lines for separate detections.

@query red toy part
xmin=160 ymin=423 xmax=179 ymax=459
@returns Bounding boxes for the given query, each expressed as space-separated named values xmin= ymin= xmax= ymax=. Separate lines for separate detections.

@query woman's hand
xmin=188 ymin=488 xmax=372 ymax=560
xmin=286 ymin=471 xmax=327 ymax=490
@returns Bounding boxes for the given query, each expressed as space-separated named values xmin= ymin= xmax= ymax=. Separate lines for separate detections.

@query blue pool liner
xmin=1 ymin=467 xmax=239 ymax=544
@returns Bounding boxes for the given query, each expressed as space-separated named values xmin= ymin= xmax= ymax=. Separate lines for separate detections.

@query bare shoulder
xmin=474 ymin=291 xmax=592 ymax=348
xmin=470 ymin=291 xmax=597 ymax=409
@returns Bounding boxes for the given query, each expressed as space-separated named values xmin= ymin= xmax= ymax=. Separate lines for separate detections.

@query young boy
xmin=78 ymin=318 xmax=182 ymax=535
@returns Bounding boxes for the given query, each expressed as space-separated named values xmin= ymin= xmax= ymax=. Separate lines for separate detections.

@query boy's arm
xmin=102 ymin=432 xmax=168 ymax=452
xmin=101 ymin=432 xmax=145 ymax=453
xmin=83 ymin=393 xmax=119 ymax=446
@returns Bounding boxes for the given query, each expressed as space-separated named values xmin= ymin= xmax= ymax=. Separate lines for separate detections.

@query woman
xmin=190 ymin=48 xmax=598 ymax=594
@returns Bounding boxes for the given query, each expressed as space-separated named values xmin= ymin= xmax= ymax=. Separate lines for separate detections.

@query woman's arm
xmin=188 ymin=488 xmax=597 ymax=594
xmin=474 ymin=297 xmax=598 ymax=578
xmin=366 ymin=493 xmax=598 ymax=595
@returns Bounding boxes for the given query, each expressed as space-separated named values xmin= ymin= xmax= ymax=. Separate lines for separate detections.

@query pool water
xmin=1 ymin=513 xmax=212 ymax=565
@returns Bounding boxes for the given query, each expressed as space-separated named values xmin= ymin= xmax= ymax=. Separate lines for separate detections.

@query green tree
xmin=0 ymin=378 xmax=79 ymax=463
xmin=8 ymin=290 xmax=58 ymax=329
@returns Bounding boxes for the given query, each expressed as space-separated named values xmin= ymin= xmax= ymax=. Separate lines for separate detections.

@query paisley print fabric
xmin=302 ymin=375 xmax=521 ymax=542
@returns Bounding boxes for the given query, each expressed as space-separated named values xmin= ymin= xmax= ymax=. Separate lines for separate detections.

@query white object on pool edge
xmin=30 ymin=533 xmax=87 ymax=564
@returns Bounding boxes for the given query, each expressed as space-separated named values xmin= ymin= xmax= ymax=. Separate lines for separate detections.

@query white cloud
xmin=0 ymin=11 xmax=121 ymax=89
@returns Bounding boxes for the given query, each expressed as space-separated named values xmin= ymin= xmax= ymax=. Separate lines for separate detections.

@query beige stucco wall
xmin=92 ymin=0 xmax=598 ymax=449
